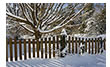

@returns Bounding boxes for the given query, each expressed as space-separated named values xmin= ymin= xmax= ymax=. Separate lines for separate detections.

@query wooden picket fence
xmin=6 ymin=36 xmax=106 ymax=62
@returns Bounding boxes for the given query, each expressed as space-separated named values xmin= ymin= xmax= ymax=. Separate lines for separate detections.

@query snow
xmin=7 ymin=51 xmax=106 ymax=67
xmin=61 ymin=28 xmax=67 ymax=35
xmin=97 ymin=34 xmax=106 ymax=39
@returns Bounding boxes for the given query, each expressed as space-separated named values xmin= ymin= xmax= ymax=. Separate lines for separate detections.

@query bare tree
xmin=6 ymin=3 xmax=91 ymax=39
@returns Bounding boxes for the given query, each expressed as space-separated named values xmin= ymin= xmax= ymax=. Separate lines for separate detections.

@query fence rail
xmin=6 ymin=36 xmax=106 ymax=62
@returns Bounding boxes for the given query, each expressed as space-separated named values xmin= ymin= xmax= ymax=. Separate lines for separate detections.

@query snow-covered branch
xmin=25 ymin=3 xmax=33 ymax=12
xmin=6 ymin=12 xmax=27 ymax=22
xmin=20 ymin=24 xmax=34 ymax=33
xmin=19 ymin=4 xmax=33 ymax=23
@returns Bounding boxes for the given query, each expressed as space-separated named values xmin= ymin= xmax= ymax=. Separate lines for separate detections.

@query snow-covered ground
xmin=6 ymin=51 xmax=106 ymax=67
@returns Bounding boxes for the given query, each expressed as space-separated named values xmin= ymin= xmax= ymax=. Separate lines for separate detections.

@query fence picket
xmin=53 ymin=36 xmax=55 ymax=57
xmin=57 ymin=36 xmax=59 ymax=56
xmin=88 ymin=38 xmax=91 ymax=54
xmin=6 ymin=39 xmax=8 ymax=61
xmin=49 ymin=37 xmax=51 ymax=58
xmin=82 ymin=38 xmax=84 ymax=54
xmin=85 ymin=38 xmax=87 ymax=52
xmin=79 ymin=38 xmax=81 ymax=54
xmin=41 ymin=38 xmax=43 ymax=58
xmin=104 ymin=39 xmax=106 ymax=50
xmin=92 ymin=38 xmax=94 ymax=54
xmin=14 ymin=38 xmax=17 ymax=61
xmin=95 ymin=38 xmax=97 ymax=54
xmin=72 ymin=37 xmax=74 ymax=54
xmin=19 ymin=40 xmax=22 ymax=60
xmin=37 ymin=39 xmax=39 ymax=58
xmin=33 ymin=39 xmax=35 ymax=57
xmin=24 ymin=39 xmax=27 ymax=60
xmin=75 ymin=37 xmax=77 ymax=54
xmin=9 ymin=38 xmax=13 ymax=61
xmin=28 ymin=39 xmax=31 ymax=58
xmin=98 ymin=38 xmax=100 ymax=53
xmin=68 ymin=36 xmax=71 ymax=53
xmin=45 ymin=38 xmax=47 ymax=58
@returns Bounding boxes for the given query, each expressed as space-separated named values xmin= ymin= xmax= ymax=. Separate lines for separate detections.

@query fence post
xmin=45 ymin=38 xmax=47 ymax=58
xmin=49 ymin=37 xmax=51 ymax=58
xmin=14 ymin=38 xmax=17 ymax=61
xmin=53 ymin=36 xmax=55 ymax=57
xmin=60 ymin=35 xmax=66 ymax=52
xmin=72 ymin=37 xmax=74 ymax=54
xmin=60 ymin=34 xmax=67 ymax=57
xmin=75 ymin=37 xmax=77 ymax=54
xmin=28 ymin=39 xmax=31 ymax=58
xmin=19 ymin=39 xmax=22 ymax=60
xmin=41 ymin=38 xmax=43 ymax=58
xmin=6 ymin=39 xmax=8 ymax=61
xmin=9 ymin=38 xmax=13 ymax=61
xmin=37 ymin=38 xmax=39 ymax=58
xmin=33 ymin=39 xmax=35 ymax=57
xmin=24 ymin=39 xmax=27 ymax=60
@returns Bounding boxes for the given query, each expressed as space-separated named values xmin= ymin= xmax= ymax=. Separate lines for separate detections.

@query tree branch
xmin=38 ymin=3 xmax=90 ymax=33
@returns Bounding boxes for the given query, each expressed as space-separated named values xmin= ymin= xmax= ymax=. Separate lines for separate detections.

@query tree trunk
xmin=34 ymin=30 xmax=41 ymax=50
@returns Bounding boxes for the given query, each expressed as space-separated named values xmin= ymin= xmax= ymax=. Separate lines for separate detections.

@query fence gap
xmin=14 ymin=38 xmax=17 ymax=61
xmin=9 ymin=38 xmax=13 ymax=61
xmin=33 ymin=39 xmax=35 ymax=57
xmin=37 ymin=38 xmax=39 ymax=58
xmin=45 ymin=38 xmax=47 ymax=58
xmin=72 ymin=37 xmax=74 ymax=54
xmin=28 ymin=39 xmax=31 ymax=58
xmin=53 ymin=36 xmax=55 ymax=57
xmin=19 ymin=39 xmax=22 ymax=60
xmin=41 ymin=38 xmax=43 ymax=58
xmin=24 ymin=39 xmax=27 ymax=60
xmin=49 ymin=37 xmax=51 ymax=58
xmin=6 ymin=39 xmax=8 ymax=61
